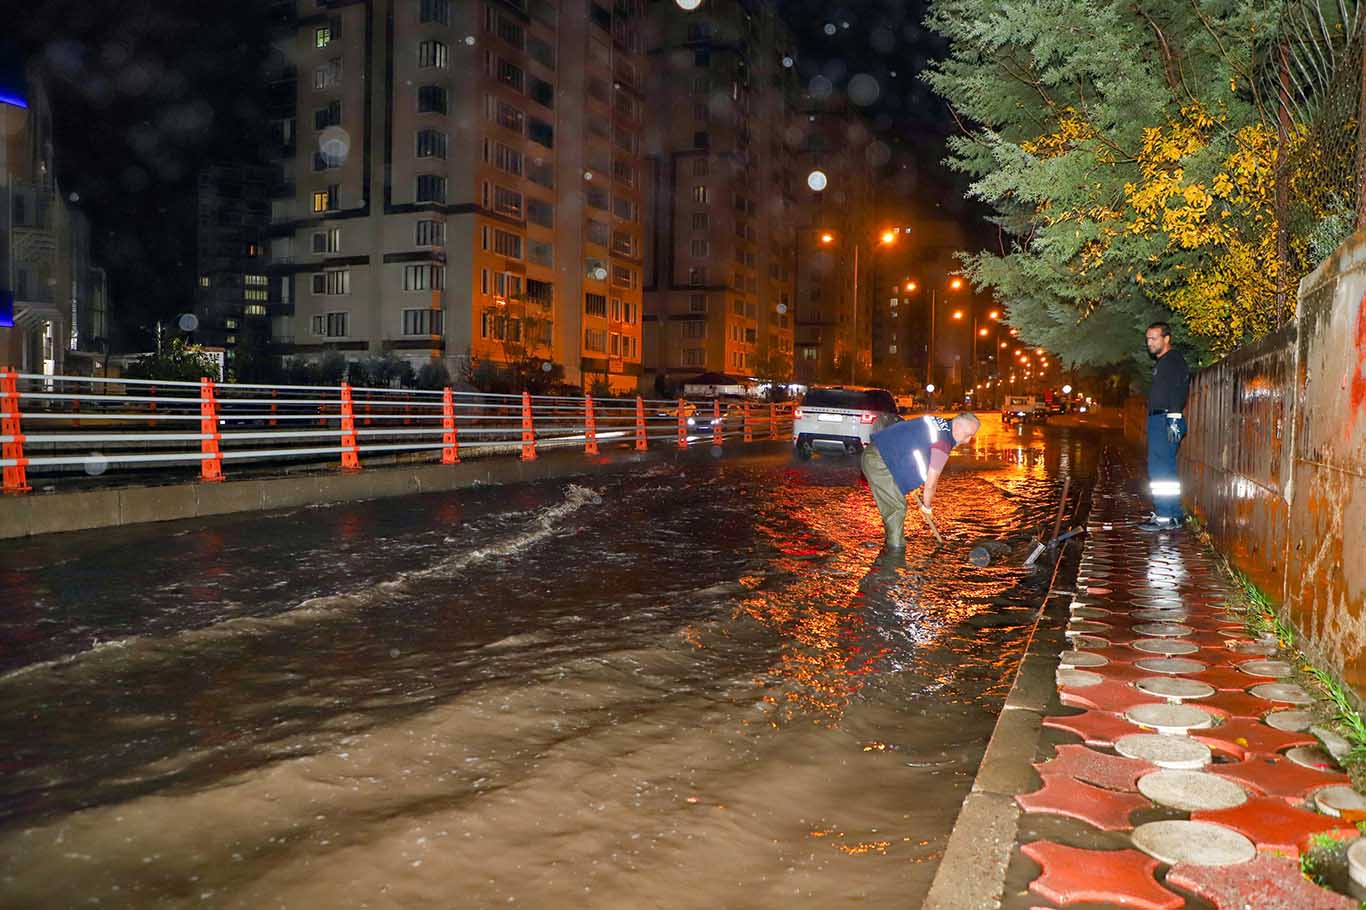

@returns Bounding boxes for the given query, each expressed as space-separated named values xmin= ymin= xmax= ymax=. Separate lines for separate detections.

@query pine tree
xmin=925 ymin=0 xmax=1288 ymax=371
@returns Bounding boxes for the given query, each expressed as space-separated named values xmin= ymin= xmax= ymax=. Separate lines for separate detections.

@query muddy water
xmin=0 ymin=421 xmax=1104 ymax=909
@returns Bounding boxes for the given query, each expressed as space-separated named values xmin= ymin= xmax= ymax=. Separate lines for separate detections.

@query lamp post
xmin=820 ymin=228 xmax=898 ymax=385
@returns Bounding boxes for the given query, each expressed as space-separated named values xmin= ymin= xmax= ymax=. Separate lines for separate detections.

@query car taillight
xmin=859 ymin=412 xmax=878 ymax=424
xmin=793 ymin=407 xmax=803 ymax=419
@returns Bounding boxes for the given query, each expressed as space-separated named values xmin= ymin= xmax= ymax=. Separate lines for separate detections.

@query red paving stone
xmin=1021 ymin=841 xmax=1184 ymax=910
xmin=1058 ymin=679 xmax=1168 ymax=714
xmin=1191 ymin=796 xmax=1359 ymax=857
xmin=1043 ymin=710 xmax=1146 ymax=747
xmin=1035 ymin=743 xmax=1156 ymax=792
xmin=1187 ymin=666 xmax=1264 ymax=691
xmin=1195 ymin=689 xmax=1277 ymax=719
xmin=1166 ymin=854 xmax=1356 ymax=909
xmin=1017 ymin=775 xmax=1152 ymax=831
xmin=1208 ymin=754 xmax=1352 ymax=801
xmin=1191 ymin=718 xmax=1318 ymax=759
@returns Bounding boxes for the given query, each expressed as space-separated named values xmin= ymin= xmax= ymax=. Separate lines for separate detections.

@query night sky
xmin=5 ymin=0 xmax=989 ymax=350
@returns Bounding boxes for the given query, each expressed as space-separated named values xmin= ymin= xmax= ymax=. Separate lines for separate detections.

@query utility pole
xmin=850 ymin=242 xmax=859 ymax=385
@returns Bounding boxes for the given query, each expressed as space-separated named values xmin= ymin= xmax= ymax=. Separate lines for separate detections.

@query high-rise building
xmin=640 ymin=0 xmax=797 ymax=393
xmin=791 ymin=99 xmax=873 ymax=385
xmin=265 ymin=0 xmax=648 ymax=392
xmin=194 ymin=164 xmax=274 ymax=376
xmin=0 ymin=58 xmax=108 ymax=376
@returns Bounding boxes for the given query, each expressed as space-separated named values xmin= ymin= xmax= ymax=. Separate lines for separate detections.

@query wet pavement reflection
xmin=0 ymin=419 xmax=1115 ymax=909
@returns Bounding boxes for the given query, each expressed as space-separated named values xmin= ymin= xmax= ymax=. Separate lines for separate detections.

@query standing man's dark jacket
xmin=1149 ymin=349 xmax=1190 ymax=415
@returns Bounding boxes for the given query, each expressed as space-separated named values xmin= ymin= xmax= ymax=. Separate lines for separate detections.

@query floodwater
xmin=0 ymin=419 xmax=1110 ymax=909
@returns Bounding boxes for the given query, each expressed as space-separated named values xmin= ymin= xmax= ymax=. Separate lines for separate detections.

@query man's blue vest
xmin=871 ymin=415 xmax=954 ymax=496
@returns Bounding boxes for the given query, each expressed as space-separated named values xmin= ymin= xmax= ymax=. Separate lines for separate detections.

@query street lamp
xmin=903 ymin=277 xmax=965 ymax=394
xmin=814 ymin=227 xmax=900 ymax=383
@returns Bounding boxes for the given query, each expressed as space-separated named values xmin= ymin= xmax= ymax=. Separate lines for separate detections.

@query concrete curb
xmin=0 ymin=440 xmax=793 ymax=540
xmin=920 ymin=494 xmax=1087 ymax=910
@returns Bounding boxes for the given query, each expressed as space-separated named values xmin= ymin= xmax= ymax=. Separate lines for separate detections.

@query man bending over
xmin=861 ymin=413 xmax=980 ymax=550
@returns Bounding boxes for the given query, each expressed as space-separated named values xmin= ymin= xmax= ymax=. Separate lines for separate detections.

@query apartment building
xmin=0 ymin=60 xmax=108 ymax=376
xmin=194 ymin=164 xmax=274 ymax=374
xmin=640 ymin=0 xmax=797 ymax=392
xmin=266 ymin=0 xmax=648 ymax=392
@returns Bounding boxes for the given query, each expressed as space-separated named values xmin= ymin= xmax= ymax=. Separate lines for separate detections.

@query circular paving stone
xmin=1073 ymin=635 xmax=1110 ymax=650
xmin=1227 ymin=639 xmax=1278 ymax=655
xmin=1133 ymin=622 xmax=1195 ymax=638
xmin=1263 ymin=709 xmax=1313 ymax=732
xmin=1237 ymin=659 xmax=1292 ymax=678
xmin=1138 ymin=770 xmax=1249 ymax=811
xmin=1249 ymin=682 xmax=1313 ymax=705
xmin=1132 ymin=820 xmax=1257 ymax=866
xmin=1126 ymin=703 xmax=1216 ymax=734
xmin=1059 ymin=650 xmax=1109 ymax=669
xmin=1136 ymin=677 xmax=1216 ymax=701
xmin=1070 ymin=607 xmax=1112 ymax=620
xmin=1350 ymin=838 xmax=1366 ymax=890
xmin=1285 ymin=745 xmax=1341 ymax=771
xmin=1310 ymin=724 xmax=1352 ymax=762
xmin=1133 ymin=609 xmax=1190 ymax=622
xmin=1067 ymin=620 xmax=1111 ymax=636
xmin=1132 ymin=639 xmax=1200 ymax=656
xmin=1134 ymin=657 xmax=1207 ymax=675
xmin=1115 ymin=733 xmax=1213 ymax=769
xmin=1057 ymin=668 xmax=1105 ymax=688
xmin=1312 ymin=785 xmax=1366 ymax=818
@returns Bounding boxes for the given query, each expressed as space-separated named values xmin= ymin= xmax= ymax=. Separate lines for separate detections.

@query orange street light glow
xmin=988 ymin=310 xmax=1000 ymax=319
xmin=952 ymin=310 xmax=964 ymax=320
xmin=949 ymin=277 xmax=964 ymax=290
xmin=880 ymin=230 xmax=896 ymax=245
xmin=978 ymin=328 xmax=988 ymax=336
xmin=905 ymin=281 xmax=917 ymax=292
xmin=820 ymin=232 xmax=835 ymax=244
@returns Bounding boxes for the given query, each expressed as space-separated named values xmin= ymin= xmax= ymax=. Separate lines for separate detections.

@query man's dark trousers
xmin=1146 ymin=413 xmax=1184 ymax=521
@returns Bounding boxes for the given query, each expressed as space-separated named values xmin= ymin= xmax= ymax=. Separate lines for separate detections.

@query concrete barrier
xmin=1180 ymin=230 xmax=1366 ymax=700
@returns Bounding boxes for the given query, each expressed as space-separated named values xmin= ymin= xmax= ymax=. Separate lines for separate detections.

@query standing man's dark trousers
xmin=1146 ymin=413 xmax=1185 ymax=522
xmin=861 ymin=445 xmax=907 ymax=549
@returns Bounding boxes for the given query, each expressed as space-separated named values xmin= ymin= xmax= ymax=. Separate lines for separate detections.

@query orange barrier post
xmin=0 ymin=368 xmax=31 ymax=494
xmin=404 ymin=394 xmax=413 ymax=426
xmin=441 ymin=386 xmax=460 ymax=464
xmin=363 ymin=400 xmax=373 ymax=427
xmin=269 ymin=388 xmax=278 ymax=427
xmin=584 ymin=394 xmax=600 ymax=455
xmin=769 ymin=401 xmax=779 ymax=439
xmin=520 ymin=390 xmax=537 ymax=461
xmin=743 ymin=401 xmax=753 ymax=442
xmin=148 ymin=384 xmax=157 ymax=428
xmin=712 ymin=399 xmax=723 ymax=447
xmin=634 ymin=396 xmax=648 ymax=452
xmin=72 ymin=394 xmax=81 ymax=428
xmin=339 ymin=382 xmax=361 ymax=472
xmin=676 ymin=398 xmax=688 ymax=449
xmin=199 ymin=377 xmax=225 ymax=482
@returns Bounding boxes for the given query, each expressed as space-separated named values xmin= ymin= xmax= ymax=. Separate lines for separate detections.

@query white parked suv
xmin=792 ymin=386 xmax=900 ymax=460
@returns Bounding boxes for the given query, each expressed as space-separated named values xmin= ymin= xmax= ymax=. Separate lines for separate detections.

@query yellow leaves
xmin=1022 ymin=108 xmax=1098 ymax=159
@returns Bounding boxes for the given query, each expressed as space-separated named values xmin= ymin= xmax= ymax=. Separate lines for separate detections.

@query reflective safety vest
xmin=871 ymin=415 xmax=954 ymax=496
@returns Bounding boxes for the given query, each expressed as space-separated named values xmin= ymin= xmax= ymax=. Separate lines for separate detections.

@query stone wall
xmin=1180 ymin=231 xmax=1366 ymax=698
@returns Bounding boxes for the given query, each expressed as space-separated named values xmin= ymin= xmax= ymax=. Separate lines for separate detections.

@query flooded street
xmin=0 ymin=420 xmax=1112 ymax=909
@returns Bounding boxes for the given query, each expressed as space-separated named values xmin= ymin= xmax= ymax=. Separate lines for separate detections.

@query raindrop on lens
xmin=777 ymin=304 xmax=787 ymax=315
xmin=318 ymin=126 xmax=351 ymax=166
xmin=806 ymin=170 xmax=828 ymax=192
xmin=389 ymin=648 xmax=400 ymax=658
xmin=592 ymin=495 xmax=603 ymax=505
xmin=83 ymin=453 xmax=109 ymax=477
xmin=464 ymin=35 xmax=476 ymax=45
xmin=710 ymin=446 xmax=723 ymax=459
xmin=848 ymin=74 xmax=881 ymax=107
xmin=541 ymin=361 xmax=553 ymax=372
xmin=809 ymin=74 xmax=833 ymax=99
xmin=782 ymin=56 xmax=794 ymax=68
xmin=674 ymin=0 xmax=702 ymax=8
xmin=823 ymin=23 xmax=837 ymax=36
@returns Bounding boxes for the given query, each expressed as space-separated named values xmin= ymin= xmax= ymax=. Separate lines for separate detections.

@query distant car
xmin=894 ymin=394 xmax=919 ymax=414
xmin=1002 ymin=395 xmax=1047 ymax=424
xmin=792 ymin=386 xmax=899 ymax=460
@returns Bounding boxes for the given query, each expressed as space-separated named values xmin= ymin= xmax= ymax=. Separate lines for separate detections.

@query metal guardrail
xmin=0 ymin=368 xmax=795 ymax=492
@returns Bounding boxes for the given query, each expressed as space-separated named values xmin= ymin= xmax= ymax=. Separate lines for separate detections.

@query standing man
xmin=861 ymin=413 xmax=981 ymax=549
xmin=1142 ymin=321 xmax=1190 ymax=532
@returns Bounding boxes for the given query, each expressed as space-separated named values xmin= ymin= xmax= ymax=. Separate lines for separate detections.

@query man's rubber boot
xmin=884 ymin=515 xmax=906 ymax=550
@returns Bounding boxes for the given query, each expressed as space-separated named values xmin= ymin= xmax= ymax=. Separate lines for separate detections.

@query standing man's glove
xmin=919 ymin=499 xmax=934 ymax=517
xmin=1166 ymin=413 xmax=1185 ymax=444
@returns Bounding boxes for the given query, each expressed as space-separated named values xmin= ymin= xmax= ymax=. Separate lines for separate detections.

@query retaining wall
xmin=1179 ymin=230 xmax=1366 ymax=698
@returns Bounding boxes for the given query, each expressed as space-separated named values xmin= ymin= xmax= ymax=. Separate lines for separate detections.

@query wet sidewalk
xmin=1002 ymin=450 xmax=1364 ymax=909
